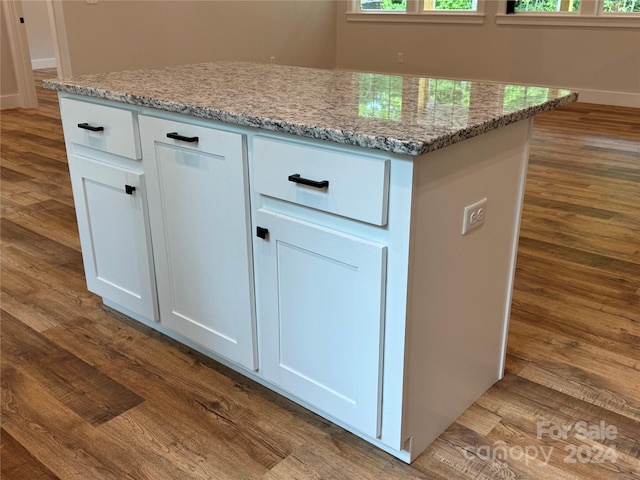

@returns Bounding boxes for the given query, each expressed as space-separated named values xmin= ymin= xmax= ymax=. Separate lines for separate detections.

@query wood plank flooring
xmin=1 ymin=70 xmax=639 ymax=479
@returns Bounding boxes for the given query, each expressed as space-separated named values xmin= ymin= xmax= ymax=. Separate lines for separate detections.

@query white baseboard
xmin=31 ymin=57 xmax=57 ymax=70
xmin=1 ymin=94 xmax=21 ymax=110
xmin=577 ymin=89 xmax=640 ymax=108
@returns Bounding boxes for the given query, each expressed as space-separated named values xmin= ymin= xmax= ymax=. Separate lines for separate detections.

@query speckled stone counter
xmin=44 ymin=62 xmax=577 ymax=156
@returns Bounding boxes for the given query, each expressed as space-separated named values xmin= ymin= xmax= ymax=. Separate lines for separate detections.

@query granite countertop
xmin=44 ymin=62 xmax=578 ymax=156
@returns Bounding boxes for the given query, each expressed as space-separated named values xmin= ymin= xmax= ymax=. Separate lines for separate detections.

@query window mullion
xmin=594 ymin=0 xmax=604 ymax=15
xmin=407 ymin=0 xmax=421 ymax=13
xmin=580 ymin=0 xmax=600 ymax=15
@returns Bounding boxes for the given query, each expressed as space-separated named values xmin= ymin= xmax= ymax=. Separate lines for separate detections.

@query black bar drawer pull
xmin=288 ymin=174 xmax=329 ymax=189
xmin=77 ymin=122 xmax=104 ymax=132
xmin=167 ymin=132 xmax=199 ymax=143
xmin=125 ymin=185 xmax=136 ymax=195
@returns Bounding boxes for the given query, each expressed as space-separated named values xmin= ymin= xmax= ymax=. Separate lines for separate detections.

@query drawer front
xmin=59 ymin=97 xmax=141 ymax=160
xmin=253 ymin=137 xmax=389 ymax=226
xmin=139 ymin=116 xmax=239 ymax=157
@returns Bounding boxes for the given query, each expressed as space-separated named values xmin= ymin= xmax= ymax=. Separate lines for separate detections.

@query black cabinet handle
xmin=288 ymin=174 xmax=329 ymax=190
xmin=167 ymin=132 xmax=199 ymax=143
xmin=125 ymin=185 xmax=136 ymax=195
xmin=77 ymin=122 xmax=104 ymax=132
xmin=256 ymin=226 xmax=269 ymax=239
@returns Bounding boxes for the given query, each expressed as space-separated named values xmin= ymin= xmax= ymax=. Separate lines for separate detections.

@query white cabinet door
xmin=68 ymin=155 xmax=157 ymax=321
xmin=255 ymin=210 xmax=386 ymax=438
xmin=140 ymin=116 xmax=256 ymax=370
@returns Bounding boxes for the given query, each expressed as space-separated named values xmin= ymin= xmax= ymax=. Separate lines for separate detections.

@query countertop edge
xmin=416 ymin=91 xmax=579 ymax=155
xmin=43 ymin=80 xmax=579 ymax=156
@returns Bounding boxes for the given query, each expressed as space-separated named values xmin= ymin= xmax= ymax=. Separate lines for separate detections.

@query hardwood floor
xmin=1 ymin=70 xmax=638 ymax=479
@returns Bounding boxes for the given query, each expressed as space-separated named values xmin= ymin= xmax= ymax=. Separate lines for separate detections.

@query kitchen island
xmin=44 ymin=62 xmax=577 ymax=463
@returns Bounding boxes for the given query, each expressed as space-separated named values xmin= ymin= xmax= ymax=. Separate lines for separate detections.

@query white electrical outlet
xmin=397 ymin=52 xmax=404 ymax=64
xmin=462 ymin=198 xmax=487 ymax=235
xmin=269 ymin=56 xmax=276 ymax=64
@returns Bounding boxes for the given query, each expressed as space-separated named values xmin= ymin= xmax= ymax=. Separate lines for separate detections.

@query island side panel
xmin=401 ymin=119 xmax=532 ymax=460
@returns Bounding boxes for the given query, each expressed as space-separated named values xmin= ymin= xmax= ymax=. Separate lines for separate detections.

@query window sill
xmin=346 ymin=12 xmax=485 ymax=25
xmin=495 ymin=13 xmax=640 ymax=28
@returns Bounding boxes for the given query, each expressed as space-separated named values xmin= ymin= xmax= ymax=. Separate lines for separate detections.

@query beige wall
xmin=42 ymin=0 xmax=640 ymax=105
xmin=61 ymin=0 xmax=337 ymax=75
xmin=336 ymin=1 xmax=640 ymax=102
xmin=23 ymin=0 xmax=55 ymax=67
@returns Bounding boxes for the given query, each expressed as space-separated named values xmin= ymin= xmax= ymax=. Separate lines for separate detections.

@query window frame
xmin=346 ymin=0 xmax=486 ymax=25
xmin=496 ymin=0 xmax=640 ymax=28
xmin=347 ymin=0 xmax=640 ymax=27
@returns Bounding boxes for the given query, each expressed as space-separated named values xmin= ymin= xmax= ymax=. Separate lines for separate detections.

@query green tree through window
xmin=603 ymin=0 xmax=640 ymax=12
xmin=360 ymin=0 xmax=479 ymax=10
xmin=503 ymin=86 xmax=549 ymax=112
xmin=359 ymin=74 xmax=403 ymax=121
xmin=514 ymin=0 xmax=580 ymax=12
xmin=361 ymin=0 xmax=406 ymax=10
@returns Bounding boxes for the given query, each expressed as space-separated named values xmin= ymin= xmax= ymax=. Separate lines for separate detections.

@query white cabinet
xmin=68 ymin=156 xmax=157 ymax=321
xmin=139 ymin=116 xmax=257 ymax=370
xmin=58 ymin=93 xmax=532 ymax=463
xmin=60 ymin=96 xmax=157 ymax=322
xmin=251 ymin=122 xmax=532 ymax=461
xmin=254 ymin=210 xmax=387 ymax=438
xmin=252 ymin=136 xmax=390 ymax=438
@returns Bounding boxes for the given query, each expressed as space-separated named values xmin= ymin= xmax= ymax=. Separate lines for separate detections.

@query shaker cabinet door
xmin=140 ymin=116 xmax=256 ymax=370
xmin=255 ymin=210 xmax=386 ymax=438
xmin=68 ymin=155 xmax=157 ymax=321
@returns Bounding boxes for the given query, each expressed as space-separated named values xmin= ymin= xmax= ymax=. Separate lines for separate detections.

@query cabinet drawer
xmin=253 ymin=137 xmax=389 ymax=226
xmin=59 ymin=97 xmax=141 ymax=160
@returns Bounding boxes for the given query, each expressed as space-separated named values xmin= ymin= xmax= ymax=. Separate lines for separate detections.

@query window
xmin=361 ymin=0 xmax=406 ymax=11
xmin=602 ymin=0 xmax=640 ymax=12
xmin=350 ymin=0 xmax=639 ymax=26
xmin=360 ymin=0 xmax=478 ymax=10
xmin=499 ymin=0 xmax=640 ymax=27
xmin=423 ymin=0 xmax=478 ymax=10
xmin=349 ymin=0 xmax=486 ymax=24
xmin=512 ymin=0 xmax=639 ymax=12
xmin=514 ymin=0 xmax=580 ymax=12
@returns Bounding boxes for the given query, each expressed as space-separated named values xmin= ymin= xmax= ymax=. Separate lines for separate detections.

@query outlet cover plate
xmin=462 ymin=198 xmax=487 ymax=235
